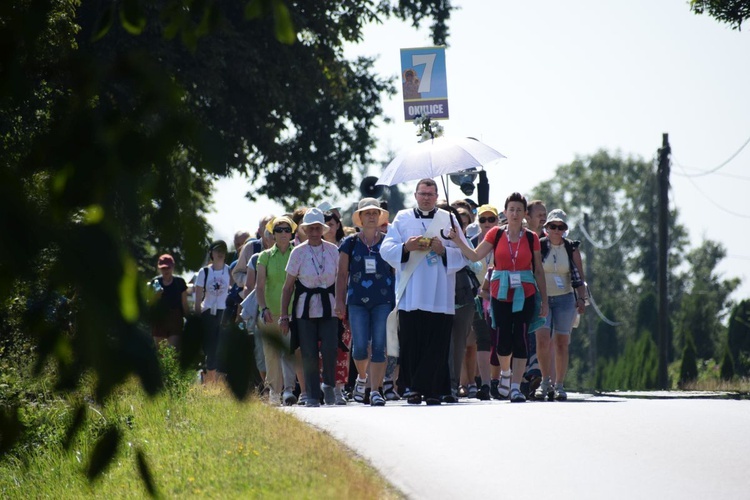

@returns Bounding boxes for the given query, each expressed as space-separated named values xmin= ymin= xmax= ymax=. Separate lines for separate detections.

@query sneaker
xmin=467 ymin=384 xmax=478 ymax=399
xmin=383 ymin=379 xmax=400 ymax=401
xmin=407 ymin=392 xmax=422 ymax=405
xmin=554 ymin=385 xmax=568 ymax=401
xmin=528 ymin=375 xmax=542 ymax=398
xmin=441 ymin=394 xmax=458 ymax=404
xmin=322 ymin=384 xmax=335 ymax=405
xmin=268 ymin=389 xmax=281 ymax=406
xmin=510 ymin=388 xmax=526 ymax=403
xmin=490 ymin=379 xmax=502 ymax=400
xmin=297 ymin=393 xmax=308 ymax=406
xmin=370 ymin=390 xmax=386 ymax=406
xmin=534 ymin=380 xmax=552 ymax=402
xmin=305 ymin=399 xmax=320 ymax=407
xmin=476 ymin=384 xmax=491 ymax=401
xmin=457 ymin=385 xmax=468 ymax=398
xmin=498 ymin=373 xmax=511 ymax=399
xmin=353 ymin=378 xmax=367 ymax=403
xmin=334 ymin=386 xmax=347 ymax=405
xmin=282 ymin=389 xmax=297 ymax=406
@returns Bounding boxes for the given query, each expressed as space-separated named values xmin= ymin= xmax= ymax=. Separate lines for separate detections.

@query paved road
xmin=284 ymin=393 xmax=750 ymax=499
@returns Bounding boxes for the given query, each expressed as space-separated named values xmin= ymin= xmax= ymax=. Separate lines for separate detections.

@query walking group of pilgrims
xmin=149 ymin=178 xmax=588 ymax=406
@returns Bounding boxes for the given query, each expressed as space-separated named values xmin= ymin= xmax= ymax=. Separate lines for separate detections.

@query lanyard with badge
xmin=552 ymin=245 xmax=565 ymax=289
xmin=507 ymin=230 xmax=522 ymax=288
xmin=362 ymin=234 xmax=378 ymax=274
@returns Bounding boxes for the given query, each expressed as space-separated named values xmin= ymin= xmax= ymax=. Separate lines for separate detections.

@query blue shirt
xmin=339 ymin=234 xmax=395 ymax=308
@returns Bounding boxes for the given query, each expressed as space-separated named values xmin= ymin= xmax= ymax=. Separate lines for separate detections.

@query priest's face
xmin=414 ymin=182 xmax=439 ymax=212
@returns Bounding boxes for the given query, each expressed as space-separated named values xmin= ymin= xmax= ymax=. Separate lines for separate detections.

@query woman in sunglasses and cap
xmin=535 ymin=209 xmax=587 ymax=401
xmin=255 ymin=216 xmax=300 ymax=406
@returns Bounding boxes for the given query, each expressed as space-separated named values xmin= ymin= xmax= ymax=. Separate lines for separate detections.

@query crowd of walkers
xmin=149 ymin=179 xmax=588 ymax=406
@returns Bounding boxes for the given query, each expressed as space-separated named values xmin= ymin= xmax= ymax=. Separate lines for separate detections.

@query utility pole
xmin=584 ymin=213 xmax=596 ymax=386
xmin=657 ymin=133 xmax=670 ymax=389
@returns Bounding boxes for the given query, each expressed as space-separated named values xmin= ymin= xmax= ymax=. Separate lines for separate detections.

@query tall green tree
xmin=674 ymin=240 xmax=739 ymax=360
xmin=726 ymin=299 xmax=750 ymax=375
xmin=531 ymin=150 xmax=688 ymax=386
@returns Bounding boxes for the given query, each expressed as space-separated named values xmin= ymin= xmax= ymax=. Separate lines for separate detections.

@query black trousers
xmin=397 ymin=309 xmax=453 ymax=399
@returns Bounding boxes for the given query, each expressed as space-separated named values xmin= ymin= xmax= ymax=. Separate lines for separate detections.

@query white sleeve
xmin=380 ymin=218 xmax=405 ymax=269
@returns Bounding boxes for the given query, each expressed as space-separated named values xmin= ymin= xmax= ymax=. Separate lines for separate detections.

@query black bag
xmin=455 ymin=267 xmax=477 ymax=307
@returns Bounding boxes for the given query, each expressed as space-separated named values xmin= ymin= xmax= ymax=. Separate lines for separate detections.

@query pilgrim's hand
xmin=430 ymin=238 xmax=445 ymax=255
xmin=446 ymin=227 xmax=458 ymax=240
xmin=540 ymin=301 xmax=548 ymax=318
xmin=406 ymin=236 xmax=425 ymax=252
xmin=334 ymin=300 xmax=346 ymax=320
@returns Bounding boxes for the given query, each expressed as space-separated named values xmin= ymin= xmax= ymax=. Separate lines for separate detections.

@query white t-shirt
xmin=195 ymin=265 xmax=232 ymax=314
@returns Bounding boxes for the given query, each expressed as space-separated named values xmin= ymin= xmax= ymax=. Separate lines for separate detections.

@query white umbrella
xmin=376 ymin=136 xmax=506 ymax=187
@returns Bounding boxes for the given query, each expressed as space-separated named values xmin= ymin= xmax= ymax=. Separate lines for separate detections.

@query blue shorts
xmin=542 ymin=293 xmax=577 ymax=335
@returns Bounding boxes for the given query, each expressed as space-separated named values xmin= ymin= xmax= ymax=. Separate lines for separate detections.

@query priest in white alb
xmin=381 ymin=178 xmax=470 ymax=405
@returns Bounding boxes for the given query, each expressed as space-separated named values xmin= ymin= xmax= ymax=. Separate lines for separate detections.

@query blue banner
xmin=400 ymin=46 xmax=449 ymax=121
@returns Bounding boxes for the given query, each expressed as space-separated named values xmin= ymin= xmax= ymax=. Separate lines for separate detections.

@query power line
xmin=673 ymin=164 xmax=750 ymax=181
xmin=587 ymin=286 xmax=622 ymax=327
xmin=671 ymin=132 xmax=750 ymax=177
xmin=673 ymin=162 xmax=750 ymax=219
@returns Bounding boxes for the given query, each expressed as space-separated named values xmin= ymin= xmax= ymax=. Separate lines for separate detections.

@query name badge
xmin=365 ymin=257 xmax=377 ymax=274
xmin=554 ymin=275 xmax=565 ymax=289
xmin=509 ymin=272 xmax=522 ymax=288
xmin=426 ymin=251 xmax=440 ymax=266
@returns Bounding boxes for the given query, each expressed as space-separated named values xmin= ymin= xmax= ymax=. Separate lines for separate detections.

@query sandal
xmin=370 ymin=390 xmax=386 ymax=406
xmin=510 ymin=388 xmax=526 ymax=403
xmin=498 ymin=373 xmax=511 ymax=399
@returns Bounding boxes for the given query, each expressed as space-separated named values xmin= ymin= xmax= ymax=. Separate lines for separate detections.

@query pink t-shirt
xmin=285 ymin=240 xmax=339 ymax=318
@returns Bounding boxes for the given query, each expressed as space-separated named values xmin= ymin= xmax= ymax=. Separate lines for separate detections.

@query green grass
xmin=0 ymin=383 xmax=399 ymax=499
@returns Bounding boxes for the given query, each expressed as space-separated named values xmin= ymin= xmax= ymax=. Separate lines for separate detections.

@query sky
xmin=207 ymin=1 xmax=750 ymax=302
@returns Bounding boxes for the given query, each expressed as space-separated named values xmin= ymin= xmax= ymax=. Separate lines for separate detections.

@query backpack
xmin=239 ymin=288 xmax=259 ymax=326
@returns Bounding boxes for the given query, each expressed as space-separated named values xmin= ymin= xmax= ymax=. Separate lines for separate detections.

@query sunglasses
xmin=478 ymin=216 xmax=497 ymax=224
xmin=547 ymin=223 xmax=566 ymax=231
xmin=273 ymin=227 xmax=293 ymax=233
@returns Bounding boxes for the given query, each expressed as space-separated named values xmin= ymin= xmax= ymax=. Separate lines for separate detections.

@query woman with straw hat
xmin=335 ymin=198 xmax=394 ymax=406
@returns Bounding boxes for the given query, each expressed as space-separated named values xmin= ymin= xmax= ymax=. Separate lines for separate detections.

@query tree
xmin=1 ymin=0 xmax=454 ymax=485
xmin=727 ymin=299 xmax=750 ymax=375
xmin=673 ymin=240 xmax=740 ymax=360
xmin=690 ymin=0 xmax=750 ymax=30
xmin=679 ymin=331 xmax=699 ymax=386
xmin=531 ymin=150 xmax=688 ymax=385
xmin=720 ymin=343 xmax=735 ymax=380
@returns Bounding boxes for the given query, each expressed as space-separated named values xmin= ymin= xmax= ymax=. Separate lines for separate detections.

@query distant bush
xmin=157 ymin=341 xmax=194 ymax=398
xmin=720 ymin=344 xmax=735 ymax=381
xmin=679 ymin=332 xmax=698 ymax=386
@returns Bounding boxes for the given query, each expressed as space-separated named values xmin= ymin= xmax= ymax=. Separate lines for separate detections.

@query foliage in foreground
xmin=0 ymin=1 xmax=452 ymax=485
xmin=0 ymin=381 xmax=396 ymax=499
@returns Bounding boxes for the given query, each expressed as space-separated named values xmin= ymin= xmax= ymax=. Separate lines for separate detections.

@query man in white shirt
xmin=381 ymin=179 xmax=469 ymax=405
